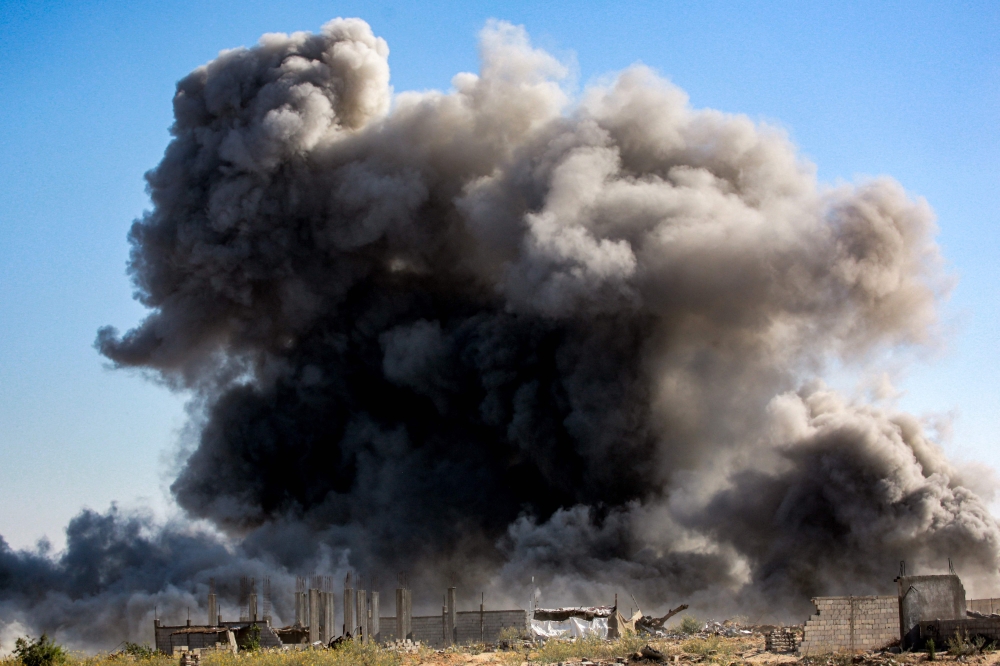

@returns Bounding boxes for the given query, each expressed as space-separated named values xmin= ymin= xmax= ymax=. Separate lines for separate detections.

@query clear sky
xmin=1 ymin=0 xmax=997 ymax=551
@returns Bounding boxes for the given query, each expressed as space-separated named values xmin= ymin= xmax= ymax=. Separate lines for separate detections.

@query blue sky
xmin=0 ymin=0 xmax=997 ymax=551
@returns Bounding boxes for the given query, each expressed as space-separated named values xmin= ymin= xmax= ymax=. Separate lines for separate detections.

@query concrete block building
xmin=797 ymin=573 xmax=1000 ymax=655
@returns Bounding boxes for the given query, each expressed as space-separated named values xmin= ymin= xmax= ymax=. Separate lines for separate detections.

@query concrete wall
xmin=455 ymin=610 xmax=529 ymax=645
xmin=897 ymin=575 xmax=966 ymax=649
xmin=919 ymin=618 xmax=1000 ymax=647
xmin=799 ymin=596 xmax=899 ymax=655
xmin=412 ymin=615 xmax=445 ymax=646
xmin=968 ymin=599 xmax=1000 ymax=615
xmin=380 ymin=616 xmax=398 ymax=642
xmin=168 ymin=632 xmax=228 ymax=654
xmin=154 ymin=620 xmax=280 ymax=655
xmin=378 ymin=610 xmax=528 ymax=647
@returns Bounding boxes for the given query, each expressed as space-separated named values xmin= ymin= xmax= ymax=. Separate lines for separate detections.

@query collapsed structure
xmin=153 ymin=575 xmax=528 ymax=654
xmin=155 ymin=566 xmax=1000 ymax=656
xmin=530 ymin=601 xmax=688 ymax=640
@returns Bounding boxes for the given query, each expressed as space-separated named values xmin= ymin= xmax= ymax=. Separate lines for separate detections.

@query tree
xmin=13 ymin=635 xmax=67 ymax=666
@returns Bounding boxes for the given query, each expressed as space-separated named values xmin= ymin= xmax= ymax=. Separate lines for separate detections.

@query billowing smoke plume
xmin=4 ymin=17 xmax=999 ymax=649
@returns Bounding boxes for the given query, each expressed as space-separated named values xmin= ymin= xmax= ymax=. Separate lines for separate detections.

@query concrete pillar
xmin=309 ymin=588 xmax=320 ymax=643
xmin=248 ymin=594 xmax=258 ymax=622
xmin=153 ymin=619 xmax=162 ymax=655
xmin=317 ymin=591 xmax=327 ymax=644
xmin=356 ymin=588 xmax=368 ymax=643
xmin=370 ymin=592 xmax=380 ymax=644
xmin=446 ymin=587 xmax=457 ymax=645
xmin=324 ymin=591 xmax=335 ymax=643
xmin=207 ymin=593 xmax=217 ymax=626
xmin=396 ymin=588 xmax=411 ymax=641
xmin=343 ymin=587 xmax=355 ymax=637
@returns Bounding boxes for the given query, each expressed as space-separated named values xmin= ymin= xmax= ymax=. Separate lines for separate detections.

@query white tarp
xmin=530 ymin=617 xmax=608 ymax=639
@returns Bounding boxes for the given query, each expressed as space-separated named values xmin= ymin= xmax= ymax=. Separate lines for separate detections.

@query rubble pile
xmin=178 ymin=652 xmax=200 ymax=666
xmin=637 ymin=605 xmax=690 ymax=635
xmin=387 ymin=638 xmax=422 ymax=653
xmin=765 ymin=629 xmax=800 ymax=654
xmin=966 ymin=610 xmax=1000 ymax=619
xmin=703 ymin=620 xmax=755 ymax=638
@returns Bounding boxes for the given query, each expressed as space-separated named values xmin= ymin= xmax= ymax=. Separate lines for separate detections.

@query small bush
xmin=240 ymin=625 xmax=261 ymax=652
xmin=927 ymin=638 xmax=935 ymax=661
xmin=14 ymin=635 xmax=67 ymax=666
xmin=679 ymin=616 xmax=702 ymax=635
xmin=497 ymin=626 xmax=526 ymax=646
xmin=118 ymin=643 xmax=155 ymax=659
xmin=947 ymin=628 xmax=985 ymax=657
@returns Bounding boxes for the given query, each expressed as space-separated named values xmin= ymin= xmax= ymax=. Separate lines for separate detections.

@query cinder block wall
xmin=154 ymin=621 xmax=279 ymax=655
xmin=455 ymin=610 xmax=528 ymax=644
xmin=920 ymin=618 xmax=1000 ymax=646
xmin=968 ymin=599 xmax=1000 ymax=615
xmin=378 ymin=610 xmax=528 ymax=647
xmin=798 ymin=596 xmax=899 ymax=655
xmin=379 ymin=617 xmax=398 ymax=642
xmin=411 ymin=615 xmax=446 ymax=646
xmin=154 ymin=624 xmax=175 ymax=653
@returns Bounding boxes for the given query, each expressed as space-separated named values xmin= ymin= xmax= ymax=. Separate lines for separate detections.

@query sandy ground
xmin=395 ymin=634 xmax=1000 ymax=666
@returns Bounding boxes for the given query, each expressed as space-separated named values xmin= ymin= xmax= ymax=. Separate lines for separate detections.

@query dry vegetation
xmin=9 ymin=631 xmax=1000 ymax=666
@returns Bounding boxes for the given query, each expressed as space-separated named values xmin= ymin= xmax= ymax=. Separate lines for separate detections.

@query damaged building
xmin=797 ymin=568 xmax=1000 ymax=655
xmin=153 ymin=575 xmax=529 ymax=653
xmin=530 ymin=600 xmax=688 ymax=640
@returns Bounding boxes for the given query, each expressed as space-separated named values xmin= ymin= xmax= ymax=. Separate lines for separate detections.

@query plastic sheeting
xmin=530 ymin=617 xmax=608 ymax=639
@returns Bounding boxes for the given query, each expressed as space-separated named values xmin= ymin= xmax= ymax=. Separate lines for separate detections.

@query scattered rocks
xmin=179 ymin=652 xmax=200 ymax=666
xmin=386 ymin=638 xmax=421 ymax=653
xmin=765 ymin=628 xmax=801 ymax=654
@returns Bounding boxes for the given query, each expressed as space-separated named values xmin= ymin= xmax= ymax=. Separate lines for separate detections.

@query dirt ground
xmin=396 ymin=634 xmax=1000 ymax=666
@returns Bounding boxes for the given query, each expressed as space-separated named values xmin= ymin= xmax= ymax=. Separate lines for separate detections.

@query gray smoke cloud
xmin=4 ymin=17 xmax=999 ymax=650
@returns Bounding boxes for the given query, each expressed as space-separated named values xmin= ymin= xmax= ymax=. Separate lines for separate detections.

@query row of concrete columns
xmin=294 ymin=582 xmax=337 ymax=643
xmin=343 ymin=585 xmax=381 ymax=642
xmin=284 ymin=583 xmax=425 ymax=645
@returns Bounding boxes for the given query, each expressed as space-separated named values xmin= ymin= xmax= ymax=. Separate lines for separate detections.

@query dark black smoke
xmin=4 ymin=17 xmax=999 ymax=650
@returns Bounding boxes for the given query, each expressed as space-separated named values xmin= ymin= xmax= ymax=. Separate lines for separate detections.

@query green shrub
xmin=927 ymin=638 xmax=935 ymax=661
xmin=14 ymin=635 xmax=67 ymax=666
xmin=947 ymin=628 xmax=985 ymax=656
xmin=118 ymin=643 xmax=155 ymax=659
xmin=240 ymin=625 xmax=261 ymax=652
xmin=497 ymin=626 xmax=526 ymax=646
xmin=679 ymin=616 xmax=702 ymax=635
